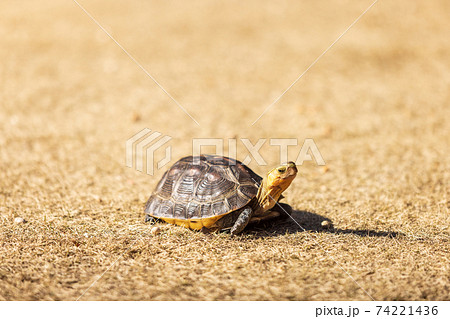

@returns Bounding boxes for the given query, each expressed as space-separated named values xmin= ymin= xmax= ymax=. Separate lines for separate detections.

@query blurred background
xmin=0 ymin=0 xmax=448 ymax=300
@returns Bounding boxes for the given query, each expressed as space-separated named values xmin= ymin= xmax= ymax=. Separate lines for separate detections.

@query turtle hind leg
xmin=200 ymin=227 xmax=212 ymax=234
xmin=145 ymin=215 xmax=160 ymax=224
xmin=230 ymin=207 xmax=253 ymax=236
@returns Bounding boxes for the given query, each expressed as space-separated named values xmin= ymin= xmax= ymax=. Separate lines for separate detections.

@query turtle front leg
xmin=230 ymin=207 xmax=253 ymax=236
xmin=249 ymin=202 xmax=293 ymax=223
xmin=271 ymin=202 xmax=293 ymax=219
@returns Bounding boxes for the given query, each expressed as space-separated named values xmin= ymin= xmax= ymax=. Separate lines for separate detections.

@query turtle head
xmin=266 ymin=161 xmax=298 ymax=194
xmin=256 ymin=161 xmax=298 ymax=212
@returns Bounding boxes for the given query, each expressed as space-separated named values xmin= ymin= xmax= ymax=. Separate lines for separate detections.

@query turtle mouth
xmin=284 ymin=162 xmax=298 ymax=175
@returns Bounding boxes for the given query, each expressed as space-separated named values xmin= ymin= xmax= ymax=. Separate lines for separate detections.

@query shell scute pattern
xmin=158 ymin=201 xmax=173 ymax=218
xmin=145 ymin=155 xmax=262 ymax=222
xmin=195 ymin=166 xmax=236 ymax=201
xmin=186 ymin=202 xmax=201 ymax=219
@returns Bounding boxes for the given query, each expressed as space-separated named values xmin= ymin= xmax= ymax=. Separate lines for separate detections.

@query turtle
xmin=144 ymin=154 xmax=298 ymax=235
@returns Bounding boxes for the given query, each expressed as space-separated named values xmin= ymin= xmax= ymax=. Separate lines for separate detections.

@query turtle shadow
xmin=244 ymin=206 xmax=401 ymax=239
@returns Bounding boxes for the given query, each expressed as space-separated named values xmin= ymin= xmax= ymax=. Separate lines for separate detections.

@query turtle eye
xmin=277 ymin=167 xmax=286 ymax=173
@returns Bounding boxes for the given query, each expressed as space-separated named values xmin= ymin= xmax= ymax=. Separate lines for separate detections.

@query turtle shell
xmin=144 ymin=155 xmax=262 ymax=230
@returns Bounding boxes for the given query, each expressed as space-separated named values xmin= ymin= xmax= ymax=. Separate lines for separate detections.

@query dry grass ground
xmin=0 ymin=0 xmax=449 ymax=300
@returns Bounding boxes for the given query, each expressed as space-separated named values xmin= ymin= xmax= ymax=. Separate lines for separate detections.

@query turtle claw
xmin=145 ymin=215 xmax=157 ymax=223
